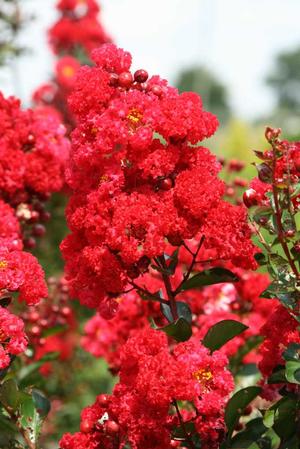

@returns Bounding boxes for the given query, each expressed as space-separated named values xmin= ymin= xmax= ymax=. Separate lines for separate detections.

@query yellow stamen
xmin=0 ymin=261 xmax=8 ymax=269
xmin=127 ymin=108 xmax=143 ymax=126
xmin=193 ymin=368 xmax=213 ymax=386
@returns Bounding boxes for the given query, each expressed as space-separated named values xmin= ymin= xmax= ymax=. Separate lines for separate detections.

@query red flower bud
xmin=243 ymin=189 xmax=258 ymax=208
xmin=32 ymin=224 xmax=46 ymax=237
xmin=134 ymin=69 xmax=148 ymax=83
xmin=118 ymin=71 xmax=133 ymax=88
xmin=80 ymin=419 xmax=93 ymax=433
xmin=105 ymin=420 xmax=119 ymax=435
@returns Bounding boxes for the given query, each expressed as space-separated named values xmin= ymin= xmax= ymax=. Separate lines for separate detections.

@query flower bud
xmin=243 ymin=189 xmax=258 ymax=208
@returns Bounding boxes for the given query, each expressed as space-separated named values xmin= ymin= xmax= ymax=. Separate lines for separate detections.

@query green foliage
xmin=179 ymin=267 xmax=238 ymax=292
xmin=202 ymin=320 xmax=248 ymax=352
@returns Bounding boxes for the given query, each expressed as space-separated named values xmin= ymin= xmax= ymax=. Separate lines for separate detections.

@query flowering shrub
xmin=61 ymin=44 xmax=257 ymax=318
xmin=0 ymin=5 xmax=300 ymax=447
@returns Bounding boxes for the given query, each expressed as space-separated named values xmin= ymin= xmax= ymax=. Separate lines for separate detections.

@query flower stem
xmin=173 ymin=399 xmax=196 ymax=449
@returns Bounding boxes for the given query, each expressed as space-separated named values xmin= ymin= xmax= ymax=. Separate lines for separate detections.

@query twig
xmin=172 ymin=399 xmax=196 ymax=449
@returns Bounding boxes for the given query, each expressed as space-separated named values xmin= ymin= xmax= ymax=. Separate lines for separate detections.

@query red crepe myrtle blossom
xmin=61 ymin=328 xmax=233 ymax=449
xmin=49 ymin=0 xmax=111 ymax=56
xmin=0 ymin=199 xmax=23 ymax=252
xmin=258 ymin=305 xmax=300 ymax=378
xmin=55 ymin=56 xmax=81 ymax=89
xmin=0 ymin=250 xmax=47 ymax=305
xmin=61 ymin=44 xmax=257 ymax=314
xmin=0 ymin=92 xmax=69 ymax=202
xmin=0 ymin=306 xmax=27 ymax=369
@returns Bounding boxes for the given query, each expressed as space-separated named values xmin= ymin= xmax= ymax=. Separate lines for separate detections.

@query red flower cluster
xmin=49 ymin=0 xmax=111 ymax=56
xmin=0 ymin=199 xmax=47 ymax=305
xmin=0 ymin=91 xmax=70 ymax=368
xmin=0 ymin=92 xmax=69 ymax=204
xmin=82 ymin=260 xmax=274 ymax=372
xmin=61 ymin=328 xmax=233 ymax=449
xmin=0 ymin=306 xmax=27 ymax=369
xmin=258 ymin=305 xmax=300 ymax=378
xmin=62 ymin=44 xmax=257 ymax=313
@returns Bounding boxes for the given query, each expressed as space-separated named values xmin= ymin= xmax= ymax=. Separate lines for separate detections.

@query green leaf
xmin=225 ymin=386 xmax=261 ymax=437
xmin=160 ymin=301 xmax=192 ymax=324
xmin=230 ymin=418 xmax=267 ymax=448
xmin=254 ymin=253 xmax=267 ymax=266
xmin=0 ymin=379 xmax=21 ymax=410
xmin=172 ymin=421 xmax=195 ymax=439
xmin=203 ymin=320 xmax=248 ymax=352
xmin=283 ymin=343 xmax=300 ymax=362
xmin=180 ymin=267 xmax=238 ymax=292
xmin=166 ymin=248 xmax=179 ymax=275
xmin=159 ymin=317 xmax=192 ymax=342
xmin=18 ymin=393 xmax=45 ymax=446
xmin=32 ymin=389 xmax=51 ymax=418
xmin=268 ymin=366 xmax=286 ymax=384
xmin=278 ymin=435 xmax=300 ymax=449
xmin=268 ymin=253 xmax=291 ymax=278
xmin=271 ymin=397 xmax=298 ymax=440
xmin=263 ymin=410 xmax=275 ymax=428
xmin=285 ymin=361 xmax=300 ymax=384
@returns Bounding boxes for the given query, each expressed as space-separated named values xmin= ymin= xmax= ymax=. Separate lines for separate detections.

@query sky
xmin=1 ymin=0 xmax=300 ymax=119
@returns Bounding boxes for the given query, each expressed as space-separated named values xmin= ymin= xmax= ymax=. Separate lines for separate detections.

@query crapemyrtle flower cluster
xmin=0 ymin=306 xmax=27 ymax=369
xmin=49 ymin=0 xmax=111 ymax=57
xmin=61 ymin=328 xmax=234 ymax=449
xmin=0 ymin=91 xmax=69 ymax=368
xmin=0 ymin=92 xmax=69 ymax=205
xmin=258 ymin=305 xmax=300 ymax=379
xmin=82 ymin=260 xmax=274 ymax=372
xmin=0 ymin=198 xmax=47 ymax=306
xmin=62 ymin=43 xmax=258 ymax=314
xmin=0 ymin=92 xmax=69 ymax=249
xmin=0 ymin=198 xmax=46 ymax=368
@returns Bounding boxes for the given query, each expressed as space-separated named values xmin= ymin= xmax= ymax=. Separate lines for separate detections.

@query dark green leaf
xmin=32 ymin=389 xmax=51 ymax=418
xmin=160 ymin=301 xmax=192 ymax=324
xmin=230 ymin=418 xmax=267 ymax=448
xmin=172 ymin=421 xmax=195 ymax=439
xmin=270 ymin=397 xmax=298 ymax=440
xmin=166 ymin=248 xmax=179 ymax=275
xmin=225 ymin=386 xmax=261 ymax=437
xmin=268 ymin=366 xmax=286 ymax=384
xmin=278 ymin=435 xmax=300 ymax=449
xmin=160 ymin=317 xmax=192 ymax=342
xmin=203 ymin=320 xmax=248 ymax=352
xmin=254 ymin=253 xmax=267 ymax=266
xmin=180 ymin=268 xmax=238 ymax=292
xmin=283 ymin=343 xmax=300 ymax=362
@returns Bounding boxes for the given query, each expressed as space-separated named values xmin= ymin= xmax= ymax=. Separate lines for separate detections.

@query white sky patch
xmin=1 ymin=0 xmax=300 ymax=119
